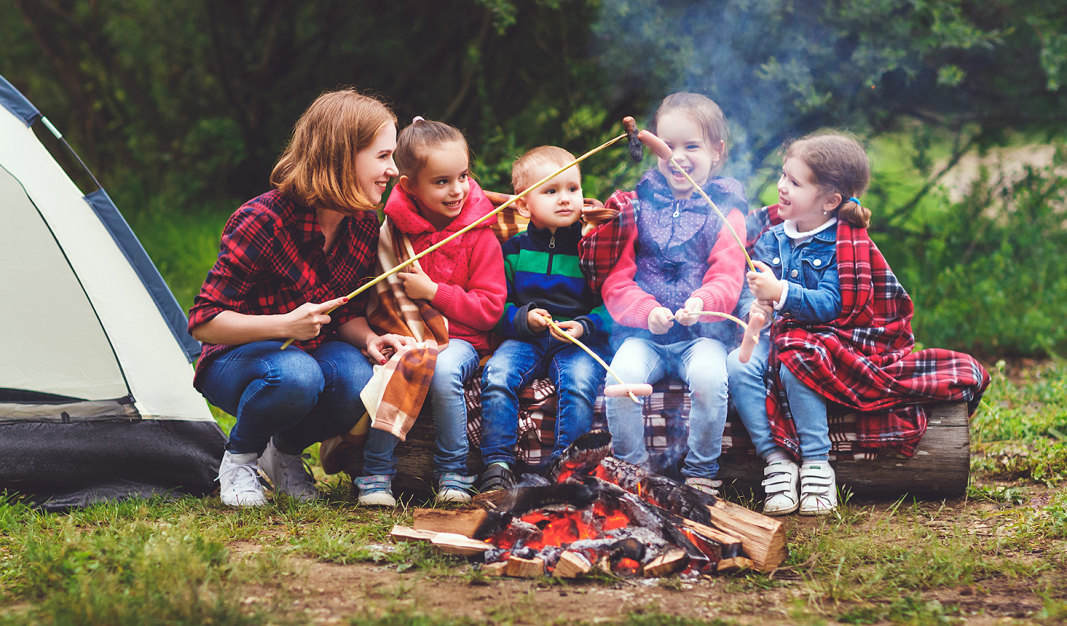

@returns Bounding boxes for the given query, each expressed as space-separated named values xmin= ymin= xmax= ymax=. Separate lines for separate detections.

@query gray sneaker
xmin=259 ymin=440 xmax=319 ymax=502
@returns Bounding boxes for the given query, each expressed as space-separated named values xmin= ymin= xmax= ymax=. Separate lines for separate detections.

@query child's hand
xmin=398 ymin=263 xmax=439 ymax=302
xmin=527 ymin=308 xmax=551 ymax=333
xmin=648 ymin=307 xmax=674 ymax=335
xmin=549 ymin=320 xmax=584 ymax=342
xmin=749 ymin=301 xmax=774 ymax=328
xmin=673 ymin=297 xmax=704 ymax=326
xmin=747 ymin=260 xmax=784 ymax=304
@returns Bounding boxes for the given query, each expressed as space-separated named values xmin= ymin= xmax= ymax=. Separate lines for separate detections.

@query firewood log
xmin=430 ymin=532 xmax=492 ymax=556
xmin=553 ymin=551 xmax=591 ymax=578
xmin=505 ymin=555 xmax=545 ymax=578
xmin=389 ymin=525 xmax=438 ymax=544
xmin=643 ymin=549 xmax=688 ymax=578
xmin=412 ymin=508 xmax=490 ymax=537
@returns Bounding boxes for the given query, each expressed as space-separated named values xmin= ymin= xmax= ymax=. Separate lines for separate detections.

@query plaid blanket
xmin=766 ymin=219 xmax=990 ymax=457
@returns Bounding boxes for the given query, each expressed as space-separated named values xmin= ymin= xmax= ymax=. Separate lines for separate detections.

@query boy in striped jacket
xmin=478 ymin=146 xmax=611 ymax=491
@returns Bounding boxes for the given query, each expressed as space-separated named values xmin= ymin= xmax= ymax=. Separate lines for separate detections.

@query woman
xmin=189 ymin=90 xmax=412 ymax=507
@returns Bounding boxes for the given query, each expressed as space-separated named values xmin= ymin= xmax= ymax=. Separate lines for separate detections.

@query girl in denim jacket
xmin=727 ymin=132 xmax=871 ymax=516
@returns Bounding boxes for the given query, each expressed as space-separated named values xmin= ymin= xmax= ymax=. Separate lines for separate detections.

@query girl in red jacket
xmin=356 ymin=118 xmax=506 ymax=506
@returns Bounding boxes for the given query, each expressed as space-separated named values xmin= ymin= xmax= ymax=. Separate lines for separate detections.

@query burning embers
xmin=392 ymin=431 xmax=787 ymax=578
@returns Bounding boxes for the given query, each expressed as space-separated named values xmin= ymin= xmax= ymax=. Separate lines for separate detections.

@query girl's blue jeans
xmin=605 ymin=337 xmax=729 ymax=479
xmin=480 ymin=335 xmax=607 ymax=468
xmin=363 ymin=339 xmax=478 ymax=478
xmin=198 ymin=340 xmax=373 ymax=456
xmin=726 ymin=332 xmax=831 ymax=461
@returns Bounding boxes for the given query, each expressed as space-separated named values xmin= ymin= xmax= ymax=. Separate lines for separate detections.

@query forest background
xmin=2 ymin=0 xmax=1066 ymax=357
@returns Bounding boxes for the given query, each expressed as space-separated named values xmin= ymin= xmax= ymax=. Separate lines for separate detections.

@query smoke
xmin=590 ymin=0 xmax=885 ymax=193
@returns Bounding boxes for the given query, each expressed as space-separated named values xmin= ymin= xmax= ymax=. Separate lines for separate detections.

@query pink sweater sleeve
xmin=692 ymin=209 xmax=747 ymax=314
xmin=431 ymin=229 xmax=507 ymax=331
xmin=601 ymin=199 xmax=660 ymax=330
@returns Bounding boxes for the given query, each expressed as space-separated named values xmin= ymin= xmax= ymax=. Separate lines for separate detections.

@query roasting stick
xmin=280 ymin=132 xmax=630 ymax=349
xmin=540 ymin=315 xmax=648 ymax=404
xmin=637 ymin=130 xmax=756 ymax=273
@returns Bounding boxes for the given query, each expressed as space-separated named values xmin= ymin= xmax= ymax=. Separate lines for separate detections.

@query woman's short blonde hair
xmin=271 ymin=89 xmax=396 ymax=213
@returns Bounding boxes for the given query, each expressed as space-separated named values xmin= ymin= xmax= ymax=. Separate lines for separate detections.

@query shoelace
xmin=219 ymin=462 xmax=261 ymax=493
xmin=276 ymin=453 xmax=315 ymax=489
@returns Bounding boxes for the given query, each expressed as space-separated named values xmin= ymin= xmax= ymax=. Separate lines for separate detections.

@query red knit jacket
xmin=382 ymin=179 xmax=506 ymax=355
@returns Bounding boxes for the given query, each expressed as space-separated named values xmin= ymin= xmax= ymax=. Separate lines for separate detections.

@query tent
xmin=0 ymin=73 xmax=225 ymax=509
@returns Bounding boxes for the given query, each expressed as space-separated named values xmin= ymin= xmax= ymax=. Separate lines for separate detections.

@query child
xmin=356 ymin=118 xmax=506 ymax=506
xmin=726 ymin=132 xmax=870 ymax=516
xmin=599 ymin=93 xmax=749 ymax=495
xmin=478 ymin=146 xmax=611 ymax=491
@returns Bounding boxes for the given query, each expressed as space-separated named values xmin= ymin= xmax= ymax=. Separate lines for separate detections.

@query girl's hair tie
xmin=848 ymin=196 xmax=862 ymax=207
xmin=412 ymin=116 xmax=425 ymax=123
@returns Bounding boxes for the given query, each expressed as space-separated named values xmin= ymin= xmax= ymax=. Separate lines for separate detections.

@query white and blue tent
xmin=0 ymin=74 xmax=225 ymax=509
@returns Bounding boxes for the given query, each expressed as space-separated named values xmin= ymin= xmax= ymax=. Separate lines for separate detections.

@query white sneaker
xmin=218 ymin=451 xmax=268 ymax=507
xmin=354 ymin=475 xmax=396 ymax=507
xmin=258 ymin=440 xmax=319 ymax=502
xmin=685 ymin=477 xmax=723 ymax=497
xmin=761 ymin=460 xmax=800 ymax=516
xmin=799 ymin=463 xmax=838 ymax=516
xmin=436 ymin=473 xmax=475 ymax=504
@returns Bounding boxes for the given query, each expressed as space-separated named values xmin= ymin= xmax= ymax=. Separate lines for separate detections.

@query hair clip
xmin=848 ymin=196 xmax=862 ymax=207
xmin=412 ymin=116 xmax=425 ymax=123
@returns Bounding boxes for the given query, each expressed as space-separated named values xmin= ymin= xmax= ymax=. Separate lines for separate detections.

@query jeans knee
xmin=265 ymin=352 xmax=324 ymax=408
xmin=482 ymin=361 xmax=521 ymax=394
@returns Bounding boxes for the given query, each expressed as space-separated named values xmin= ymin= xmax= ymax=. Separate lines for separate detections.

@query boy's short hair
xmin=512 ymin=146 xmax=578 ymax=194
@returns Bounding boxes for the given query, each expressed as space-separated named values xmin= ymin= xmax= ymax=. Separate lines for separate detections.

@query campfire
xmin=391 ymin=431 xmax=787 ymax=578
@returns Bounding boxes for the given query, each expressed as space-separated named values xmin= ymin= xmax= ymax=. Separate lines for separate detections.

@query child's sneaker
xmin=354 ymin=475 xmax=396 ymax=507
xmin=761 ymin=459 xmax=800 ymax=516
xmin=479 ymin=463 xmax=516 ymax=493
xmin=218 ymin=451 xmax=268 ymax=507
xmin=799 ymin=463 xmax=837 ymax=516
xmin=685 ymin=477 xmax=723 ymax=497
xmin=259 ymin=440 xmax=319 ymax=502
xmin=437 ymin=473 xmax=476 ymax=504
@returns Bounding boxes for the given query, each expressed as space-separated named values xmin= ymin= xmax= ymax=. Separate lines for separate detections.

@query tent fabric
xmin=0 ymin=75 xmax=40 ymax=126
xmin=85 ymin=189 xmax=202 ymax=362
xmin=0 ymin=73 xmax=224 ymax=506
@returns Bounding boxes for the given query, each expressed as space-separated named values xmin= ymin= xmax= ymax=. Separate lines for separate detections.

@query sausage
xmin=737 ymin=309 xmax=765 ymax=364
xmin=603 ymin=383 xmax=654 ymax=397
xmin=623 ymin=116 xmax=643 ymax=163
xmin=638 ymin=129 xmax=673 ymax=161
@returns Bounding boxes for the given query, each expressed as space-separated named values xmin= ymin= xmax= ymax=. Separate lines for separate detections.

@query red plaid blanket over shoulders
xmin=768 ymin=220 xmax=990 ymax=457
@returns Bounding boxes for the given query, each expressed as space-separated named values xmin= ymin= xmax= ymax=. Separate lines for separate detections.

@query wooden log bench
xmin=342 ymin=375 xmax=970 ymax=500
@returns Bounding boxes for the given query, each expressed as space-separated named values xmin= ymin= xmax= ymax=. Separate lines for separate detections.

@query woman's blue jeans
xmin=605 ymin=337 xmax=729 ymax=479
xmin=726 ymin=334 xmax=831 ymax=461
xmin=480 ymin=335 xmax=607 ymax=468
xmin=198 ymin=340 xmax=374 ymax=455
xmin=363 ymin=339 xmax=479 ymax=478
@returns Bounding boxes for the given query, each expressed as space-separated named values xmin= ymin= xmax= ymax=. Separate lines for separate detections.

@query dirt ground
xmin=228 ymin=487 xmax=1065 ymax=625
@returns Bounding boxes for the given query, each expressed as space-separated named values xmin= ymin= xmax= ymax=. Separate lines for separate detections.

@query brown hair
xmin=652 ymin=92 xmax=729 ymax=175
xmin=784 ymin=131 xmax=872 ymax=228
xmin=512 ymin=146 xmax=579 ymax=194
xmin=394 ymin=118 xmax=469 ymax=179
xmin=270 ymin=89 xmax=396 ymax=214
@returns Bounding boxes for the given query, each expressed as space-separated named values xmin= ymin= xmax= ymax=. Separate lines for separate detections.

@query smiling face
xmin=516 ymin=162 xmax=583 ymax=233
xmin=654 ymin=111 xmax=725 ymax=200
xmin=354 ymin=123 xmax=398 ymax=205
xmin=776 ymin=156 xmax=840 ymax=232
xmin=401 ymin=141 xmax=471 ymax=230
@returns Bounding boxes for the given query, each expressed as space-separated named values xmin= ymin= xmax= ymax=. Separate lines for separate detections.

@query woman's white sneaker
xmin=218 ymin=451 xmax=268 ymax=507
xmin=761 ymin=460 xmax=800 ymax=516
xmin=259 ymin=440 xmax=319 ymax=502
xmin=799 ymin=463 xmax=838 ymax=516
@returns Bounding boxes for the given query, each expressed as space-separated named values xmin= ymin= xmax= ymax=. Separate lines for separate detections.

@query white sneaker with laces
xmin=799 ymin=463 xmax=838 ymax=516
xmin=218 ymin=451 xmax=268 ymax=507
xmin=258 ymin=440 xmax=319 ymax=502
xmin=761 ymin=460 xmax=800 ymax=516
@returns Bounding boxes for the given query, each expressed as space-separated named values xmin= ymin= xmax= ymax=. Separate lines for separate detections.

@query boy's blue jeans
xmin=726 ymin=333 xmax=831 ymax=461
xmin=480 ymin=334 xmax=607 ymax=468
xmin=198 ymin=340 xmax=373 ymax=456
xmin=605 ymin=336 xmax=729 ymax=479
xmin=363 ymin=339 xmax=479 ymax=478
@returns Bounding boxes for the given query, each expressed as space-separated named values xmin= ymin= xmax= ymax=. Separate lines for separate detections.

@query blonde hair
xmin=271 ymin=89 xmax=396 ymax=214
xmin=652 ymin=92 xmax=729 ymax=175
xmin=394 ymin=118 xmax=469 ymax=179
xmin=512 ymin=146 xmax=578 ymax=194
xmin=784 ymin=131 xmax=872 ymax=228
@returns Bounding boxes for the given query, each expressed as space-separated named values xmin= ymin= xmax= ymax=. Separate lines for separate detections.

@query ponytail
xmin=838 ymin=196 xmax=871 ymax=229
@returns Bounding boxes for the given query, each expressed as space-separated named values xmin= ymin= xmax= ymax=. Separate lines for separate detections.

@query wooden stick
xmin=280 ymin=133 xmax=628 ymax=349
xmin=541 ymin=315 xmax=640 ymax=404
xmin=692 ymin=310 xmax=748 ymax=328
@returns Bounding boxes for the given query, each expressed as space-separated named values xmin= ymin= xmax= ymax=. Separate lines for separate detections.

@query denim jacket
xmin=752 ymin=222 xmax=842 ymax=324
